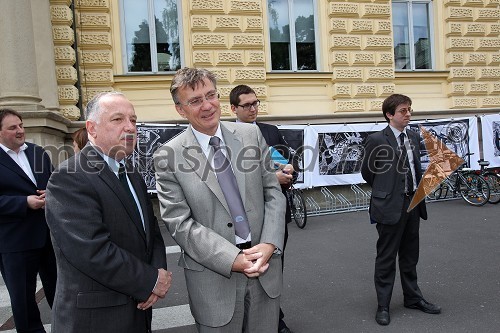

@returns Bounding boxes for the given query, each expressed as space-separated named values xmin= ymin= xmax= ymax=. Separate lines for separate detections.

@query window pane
xmin=269 ymin=0 xmax=291 ymax=70
xmin=294 ymin=0 xmax=316 ymax=70
xmin=154 ymin=0 xmax=181 ymax=72
xmin=412 ymin=3 xmax=432 ymax=69
xmin=392 ymin=2 xmax=410 ymax=70
xmin=123 ymin=0 xmax=152 ymax=72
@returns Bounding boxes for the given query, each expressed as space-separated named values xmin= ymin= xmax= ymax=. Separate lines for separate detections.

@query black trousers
xmin=374 ymin=195 xmax=423 ymax=308
xmin=0 ymin=234 xmax=56 ymax=333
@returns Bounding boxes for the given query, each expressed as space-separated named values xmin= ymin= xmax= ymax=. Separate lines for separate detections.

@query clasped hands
xmin=232 ymin=243 xmax=276 ymax=278
xmin=27 ymin=190 xmax=46 ymax=210
xmin=137 ymin=268 xmax=172 ymax=310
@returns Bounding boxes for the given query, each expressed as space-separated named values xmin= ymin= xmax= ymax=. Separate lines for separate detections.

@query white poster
xmin=480 ymin=114 xmax=500 ymax=168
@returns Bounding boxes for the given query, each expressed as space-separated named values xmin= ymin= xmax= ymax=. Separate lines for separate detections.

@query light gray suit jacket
xmin=154 ymin=121 xmax=285 ymax=327
xmin=45 ymin=145 xmax=167 ymax=333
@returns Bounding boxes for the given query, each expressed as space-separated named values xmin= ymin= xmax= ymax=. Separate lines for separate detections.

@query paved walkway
xmin=1 ymin=199 xmax=499 ymax=332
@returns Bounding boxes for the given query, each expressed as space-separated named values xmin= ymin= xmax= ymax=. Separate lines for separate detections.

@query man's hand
xmin=27 ymin=194 xmax=45 ymax=210
xmin=231 ymin=251 xmax=263 ymax=273
xmin=242 ymin=243 xmax=276 ymax=277
xmin=152 ymin=268 xmax=172 ymax=298
xmin=276 ymin=164 xmax=294 ymax=186
xmin=137 ymin=293 xmax=159 ymax=310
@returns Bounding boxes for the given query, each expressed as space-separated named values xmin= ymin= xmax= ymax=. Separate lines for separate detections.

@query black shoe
xmin=278 ymin=326 xmax=294 ymax=333
xmin=405 ymin=299 xmax=441 ymax=314
xmin=375 ymin=306 xmax=390 ymax=326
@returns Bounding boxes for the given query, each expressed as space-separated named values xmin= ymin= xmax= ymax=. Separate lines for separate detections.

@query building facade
xmin=0 ymin=0 xmax=498 ymax=163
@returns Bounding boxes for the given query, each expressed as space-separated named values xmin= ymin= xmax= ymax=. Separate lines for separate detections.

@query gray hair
xmin=85 ymin=91 xmax=126 ymax=123
xmin=170 ymin=67 xmax=217 ymax=104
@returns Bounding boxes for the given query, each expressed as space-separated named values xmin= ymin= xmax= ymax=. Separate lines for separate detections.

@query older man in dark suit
xmin=0 ymin=108 xmax=57 ymax=333
xmin=230 ymin=84 xmax=294 ymax=333
xmin=45 ymin=92 xmax=172 ymax=333
xmin=361 ymin=94 xmax=441 ymax=326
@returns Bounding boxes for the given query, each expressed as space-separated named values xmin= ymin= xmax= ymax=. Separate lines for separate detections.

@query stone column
xmin=0 ymin=0 xmax=44 ymax=110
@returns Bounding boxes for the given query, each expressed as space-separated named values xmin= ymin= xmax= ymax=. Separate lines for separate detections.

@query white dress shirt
xmin=0 ymin=143 xmax=37 ymax=186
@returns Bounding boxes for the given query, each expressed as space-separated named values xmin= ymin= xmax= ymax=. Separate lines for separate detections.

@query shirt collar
xmin=191 ymin=124 xmax=224 ymax=154
xmin=0 ymin=142 xmax=28 ymax=154
xmin=89 ymin=142 xmax=124 ymax=174
xmin=389 ymin=124 xmax=407 ymax=139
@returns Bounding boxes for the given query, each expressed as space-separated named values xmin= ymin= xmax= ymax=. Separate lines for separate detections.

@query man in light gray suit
xmin=45 ymin=92 xmax=172 ymax=333
xmin=154 ymin=67 xmax=285 ymax=332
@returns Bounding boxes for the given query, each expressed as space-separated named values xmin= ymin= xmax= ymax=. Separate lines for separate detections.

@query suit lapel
xmin=127 ymin=167 xmax=151 ymax=244
xmin=0 ymin=145 xmax=37 ymax=187
xmin=181 ymin=127 xmax=230 ymax=213
xmin=83 ymin=146 xmax=147 ymax=242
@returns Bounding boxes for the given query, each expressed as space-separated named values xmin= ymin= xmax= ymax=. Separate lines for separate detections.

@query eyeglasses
xmin=237 ymin=100 xmax=260 ymax=111
xmin=177 ymin=90 xmax=220 ymax=109
xmin=396 ymin=107 xmax=412 ymax=115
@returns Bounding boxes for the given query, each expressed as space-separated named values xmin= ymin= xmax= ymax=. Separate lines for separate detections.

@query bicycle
xmin=428 ymin=153 xmax=490 ymax=206
xmin=286 ymin=182 xmax=307 ymax=229
xmin=477 ymin=159 xmax=500 ymax=204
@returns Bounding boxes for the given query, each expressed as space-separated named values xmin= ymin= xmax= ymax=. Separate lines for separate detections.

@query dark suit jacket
xmin=45 ymin=145 xmax=167 ymax=333
xmin=361 ymin=125 xmax=427 ymax=225
xmin=0 ymin=143 xmax=53 ymax=253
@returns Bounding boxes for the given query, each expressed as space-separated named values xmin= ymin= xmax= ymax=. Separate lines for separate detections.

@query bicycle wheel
xmin=291 ymin=189 xmax=307 ymax=229
xmin=459 ymin=173 xmax=490 ymax=206
xmin=483 ymin=172 xmax=500 ymax=204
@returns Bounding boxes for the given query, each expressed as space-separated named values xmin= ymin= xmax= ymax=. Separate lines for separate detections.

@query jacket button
xmin=227 ymin=222 xmax=233 ymax=228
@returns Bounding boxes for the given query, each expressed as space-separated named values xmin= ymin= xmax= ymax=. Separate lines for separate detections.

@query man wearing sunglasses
xmin=361 ymin=94 xmax=441 ymax=326
xmin=230 ymin=85 xmax=294 ymax=333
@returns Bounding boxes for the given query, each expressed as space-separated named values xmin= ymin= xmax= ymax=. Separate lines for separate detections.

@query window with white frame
xmin=392 ymin=0 xmax=433 ymax=70
xmin=121 ymin=0 xmax=182 ymax=73
xmin=267 ymin=0 xmax=318 ymax=71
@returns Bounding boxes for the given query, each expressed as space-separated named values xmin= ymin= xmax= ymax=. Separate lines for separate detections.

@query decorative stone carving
xmin=191 ymin=0 xmax=224 ymax=13
xmin=215 ymin=16 xmax=242 ymax=30
xmin=81 ymin=88 xmax=113 ymax=104
xmin=352 ymin=52 xmax=375 ymax=65
xmin=193 ymin=51 xmax=214 ymax=64
xmin=447 ymin=52 xmax=465 ymax=66
xmin=349 ymin=20 xmax=373 ymax=34
xmin=79 ymin=32 xmax=111 ymax=47
xmin=59 ymin=105 xmax=81 ymax=121
xmin=58 ymin=85 xmax=79 ymax=104
xmin=447 ymin=37 xmax=475 ymax=50
xmin=50 ymin=5 xmax=73 ymax=25
xmin=191 ymin=16 xmax=211 ymax=31
xmin=481 ymin=97 xmax=500 ymax=107
xmin=466 ymin=83 xmax=489 ymax=95
xmin=330 ymin=19 xmax=348 ymax=33
xmin=379 ymin=84 xmax=395 ymax=96
xmin=332 ymin=52 xmax=350 ymax=65
xmin=446 ymin=7 xmax=474 ymax=21
xmin=331 ymin=35 xmax=362 ymax=49
xmin=463 ymin=0 xmax=485 ymax=6
xmin=247 ymin=51 xmax=265 ymax=64
xmin=489 ymin=53 xmax=500 ymax=65
xmin=465 ymin=23 xmax=486 ymax=36
xmin=376 ymin=20 xmax=392 ymax=34
xmin=336 ymin=100 xmax=365 ymax=112
xmin=52 ymin=26 xmax=75 ymax=45
xmin=451 ymin=97 xmax=478 ymax=108
xmin=444 ymin=0 xmax=462 ymax=5
xmin=490 ymin=82 xmax=500 ymax=94
xmin=56 ymin=66 xmax=78 ymax=85
xmin=366 ymin=68 xmax=394 ymax=81
xmin=370 ymin=100 xmax=383 ymax=111
xmin=245 ymin=17 xmax=263 ymax=31
xmin=193 ymin=33 xmax=228 ymax=48
xmin=77 ymin=13 xmax=109 ymax=28
xmin=354 ymin=84 xmax=377 ymax=97
xmin=229 ymin=0 xmax=261 ymax=14
xmin=449 ymin=68 xmax=477 ymax=80
xmin=54 ymin=46 xmax=76 ymax=65
xmin=333 ymin=68 xmax=363 ymax=81
xmin=474 ymin=8 xmax=500 ymax=22
xmin=251 ymin=86 xmax=267 ymax=97
xmin=211 ymin=69 xmax=231 ymax=83
xmin=478 ymin=68 xmax=500 ymax=80
xmin=329 ymin=3 xmax=359 ymax=17
xmin=477 ymin=37 xmax=500 ymax=50
xmin=78 ymin=50 xmax=112 ymax=67
xmin=376 ymin=53 xmax=393 ymax=65
xmin=231 ymin=34 xmax=263 ymax=47
xmin=487 ymin=23 xmax=500 ymax=36
xmin=216 ymin=51 xmax=244 ymax=64
xmin=76 ymin=0 xmax=109 ymax=8
xmin=466 ymin=53 xmax=487 ymax=65
xmin=220 ymin=104 xmax=232 ymax=116
xmin=447 ymin=22 xmax=463 ymax=36
xmin=81 ymin=69 xmax=113 ymax=84
xmin=233 ymin=68 xmax=266 ymax=81
xmin=362 ymin=4 xmax=391 ymax=18
xmin=364 ymin=36 xmax=392 ymax=50
xmin=449 ymin=82 xmax=466 ymax=95
xmin=333 ymin=84 xmax=352 ymax=98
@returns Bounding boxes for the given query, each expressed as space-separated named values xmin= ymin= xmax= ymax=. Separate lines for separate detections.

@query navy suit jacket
xmin=0 ymin=142 xmax=53 ymax=252
xmin=256 ymin=122 xmax=290 ymax=162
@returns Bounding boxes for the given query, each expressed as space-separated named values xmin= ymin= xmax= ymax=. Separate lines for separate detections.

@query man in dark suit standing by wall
xmin=0 ymin=108 xmax=57 ymax=332
xmin=230 ymin=85 xmax=294 ymax=333
xmin=361 ymin=94 xmax=441 ymax=326
xmin=45 ymin=92 xmax=172 ymax=333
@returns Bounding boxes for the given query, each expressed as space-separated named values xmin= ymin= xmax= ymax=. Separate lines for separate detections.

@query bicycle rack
xmin=351 ymin=184 xmax=370 ymax=209
xmin=305 ymin=196 xmax=321 ymax=215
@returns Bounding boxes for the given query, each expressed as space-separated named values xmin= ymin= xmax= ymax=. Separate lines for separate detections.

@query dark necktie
xmin=209 ymin=136 xmax=251 ymax=239
xmin=399 ymin=133 xmax=414 ymax=193
xmin=118 ymin=164 xmax=142 ymax=223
